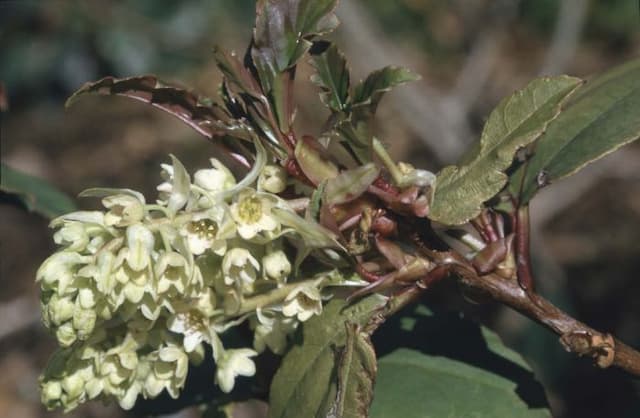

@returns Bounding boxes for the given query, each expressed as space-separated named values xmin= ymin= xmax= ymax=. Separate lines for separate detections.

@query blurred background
xmin=1 ymin=0 xmax=639 ymax=417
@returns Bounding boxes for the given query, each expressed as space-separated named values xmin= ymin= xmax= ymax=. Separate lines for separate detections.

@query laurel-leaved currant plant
xmin=6 ymin=0 xmax=635 ymax=416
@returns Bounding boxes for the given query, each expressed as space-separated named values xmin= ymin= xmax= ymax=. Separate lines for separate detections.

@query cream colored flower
xmin=167 ymin=308 xmax=212 ymax=353
xmin=156 ymin=155 xmax=191 ymax=212
xmin=144 ymin=345 xmax=189 ymax=399
xmin=155 ymin=252 xmax=190 ymax=294
xmin=125 ymin=224 xmax=155 ymax=272
xmin=181 ymin=207 xmax=234 ymax=256
xmin=230 ymin=190 xmax=278 ymax=239
xmin=37 ymin=251 xmax=91 ymax=295
xmin=194 ymin=158 xmax=236 ymax=193
xmin=222 ymin=248 xmax=260 ymax=292
xmin=103 ymin=193 xmax=145 ymax=227
xmin=252 ymin=309 xmax=298 ymax=354
xmin=215 ymin=348 xmax=257 ymax=393
xmin=282 ymin=282 xmax=323 ymax=321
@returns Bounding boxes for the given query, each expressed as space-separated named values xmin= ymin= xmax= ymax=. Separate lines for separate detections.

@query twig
xmin=446 ymin=260 xmax=640 ymax=376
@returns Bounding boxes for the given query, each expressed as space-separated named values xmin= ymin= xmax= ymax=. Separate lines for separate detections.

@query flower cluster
xmin=37 ymin=156 xmax=344 ymax=411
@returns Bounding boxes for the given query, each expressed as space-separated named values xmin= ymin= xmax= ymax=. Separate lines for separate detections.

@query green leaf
xmin=510 ymin=59 xmax=640 ymax=204
xmin=324 ymin=163 xmax=380 ymax=205
xmin=428 ymin=76 xmax=582 ymax=225
xmin=370 ymin=305 xmax=550 ymax=418
xmin=1 ymin=163 xmax=76 ymax=219
xmin=268 ymin=294 xmax=387 ymax=418
xmin=327 ymin=323 xmax=377 ymax=418
xmin=331 ymin=119 xmax=374 ymax=164
xmin=370 ymin=349 xmax=549 ymax=418
xmin=352 ymin=66 xmax=420 ymax=115
xmin=311 ymin=43 xmax=351 ymax=112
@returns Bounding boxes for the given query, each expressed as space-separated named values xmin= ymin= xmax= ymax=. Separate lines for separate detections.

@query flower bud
xmin=398 ymin=162 xmax=435 ymax=187
xmin=56 ymin=322 xmax=77 ymax=347
xmin=73 ymin=308 xmax=97 ymax=340
xmin=61 ymin=374 xmax=84 ymax=400
xmin=41 ymin=380 xmax=63 ymax=404
xmin=262 ymin=250 xmax=291 ymax=281
xmin=47 ymin=294 xmax=75 ymax=326
xmin=258 ymin=165 xmax=287 ymax=194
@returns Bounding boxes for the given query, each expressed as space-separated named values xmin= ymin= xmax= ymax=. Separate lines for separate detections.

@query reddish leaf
xmin=66 ymin=75 xmax=233 ymax=140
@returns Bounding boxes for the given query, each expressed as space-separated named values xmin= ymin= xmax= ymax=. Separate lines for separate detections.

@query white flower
xmin=258 ymin=164 xmax=287 ymax=193
xmin=282 ymin=282 xmax=323 ymax=321
xmin=230 ymin=190 xmax=278 ymax=239
xmin=125 ymin=224 xmax=155 ymax=271
xmin=37 ymin=251 xmax=91 ymax=295
xmin=103 ymin=194 xmax=145 ymax=227
xmin=262 ymin=250 xmax=291 ymax=281
xmin=155 ymin=252 xmax=190 ymax=294
xmin=222 ymin=248 xmax=260 ymax=292
xmin=215 ymin=348 xmax=257 ymax=393
xmin=252 ymin=309 xmax=298 ymax=354
xmin=167 ymin=309 xmax=212 ymax=353
xmin=78 ymin=250 xmax=118 ymax=296
xmin=53 ymin=222 xmax=89 ymax=252
xmin=181 ymin=207 xmax=234 ymax=256
xmin=156 ymin=155 xmax=191 ymax=212
xmin=194 ymin=158 xmax=236 ymax=193
xmin=145 ymin=345 xmax=189 ymax=399
xmin=118 ymin=381 xmax=141 ymax=410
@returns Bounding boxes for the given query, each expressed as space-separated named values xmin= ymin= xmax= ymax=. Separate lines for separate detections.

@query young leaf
xmin=294 ymin=138 xmax=339 ymax=185
xmin=332 ymin=119 xmax=374 ymax=164
xmin=370 ymin=349 xmax=549 ymax=418
xmin=272 ymin=207 xmax=342 ymax=250
xmin=311 ymin=43 xmax=351 ymax=112
xmin=1 ymin=163 xmax=76 ymax=219
xmin=428 ymin=76 xmax=582 ymax=225
xmin=352 ymin=66 xmax=420 ymax=115
xmin=251 ymin=0 xmax=339 ymax=132
xmin=213 ymin=47 xmax=264 ymax=99
xmin=252 ymin=0 xmax=339 ymax=74
xmin=268 ymin=294 xmax=387 ymax=418
xmin=66 ymin=75 xmax=232 ymax=140
xmin=510 ymin=59 xmax=640 ymax=204
xmin=324 ymin=163 xmax=380 ymax=205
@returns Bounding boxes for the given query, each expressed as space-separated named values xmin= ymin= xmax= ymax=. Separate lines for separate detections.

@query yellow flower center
xmin=184 ymin=310 xmax=206 ymax=331
xmin=188 ymin=219 xmax=219 ymax=240
xmin=237 ymin=196 xmax=263 ymax=224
